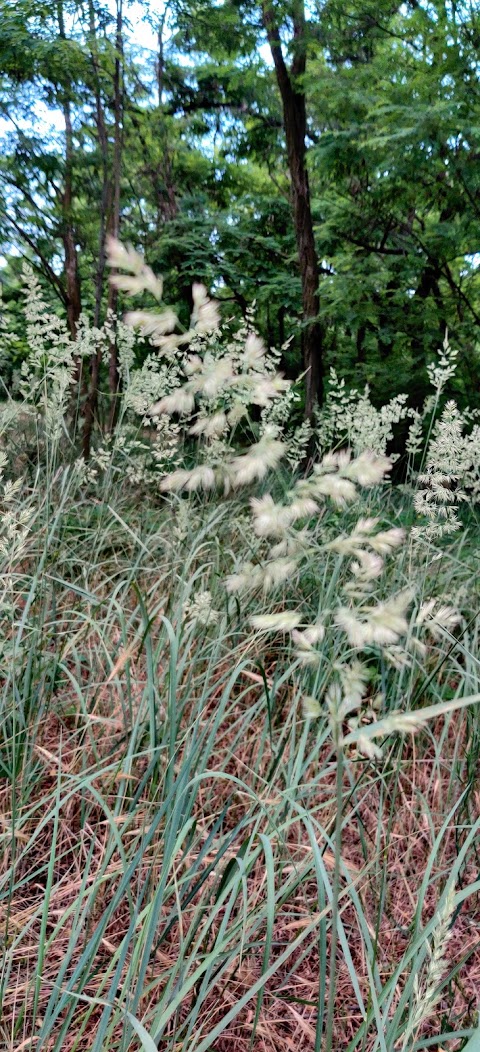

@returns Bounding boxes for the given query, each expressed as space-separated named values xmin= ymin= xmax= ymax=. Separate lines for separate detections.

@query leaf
xmin=455 ymin=1023 xmax=480 ymax=1052
xmin=125 ymin=1012 xmax=158 ymax=1052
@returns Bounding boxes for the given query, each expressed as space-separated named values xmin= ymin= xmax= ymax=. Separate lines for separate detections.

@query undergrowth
xmin=0 ymin=246 xmax=479 ymax=1052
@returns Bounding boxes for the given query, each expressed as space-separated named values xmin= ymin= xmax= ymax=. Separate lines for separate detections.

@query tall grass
xmin=0 ymin=449 xmax=478 ymax=1052
xmin=0 ymin=249 xmax=479 ymax=1050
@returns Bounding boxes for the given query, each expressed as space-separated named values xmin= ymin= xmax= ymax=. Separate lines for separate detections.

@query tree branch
xmin=3 ymin=214 xmax=68 ymax=304
xmin=261 ymin=0 xmax=292 ymax=102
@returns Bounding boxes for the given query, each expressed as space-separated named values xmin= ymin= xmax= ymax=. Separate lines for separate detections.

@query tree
xmin=307 ymin=0 xmax=480 ymax=403
xmin=261 ymin=0 xmax=322 ymax=415
xmin=2 ymin=0 xmax=479 ymax=427
xmin=0 ymin=1 xmax=87 ymax=330
xmin=166 ymin=0 xmax=324 ymax=413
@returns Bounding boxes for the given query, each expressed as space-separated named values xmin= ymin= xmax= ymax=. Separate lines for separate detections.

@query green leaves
xmin=457 ymin=1023 xmax=480 ymax=1052
xmin=0 ymin=7 xmax=88 ymax=87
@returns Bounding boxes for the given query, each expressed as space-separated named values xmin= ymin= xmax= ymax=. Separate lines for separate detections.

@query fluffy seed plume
xmin=311 ymin=472 xmax=357 ymax=506
xmin=192 ymin=282 xmax=208 ymax=307
xmin=241 ymin=333 xmax=266 ymax=367
xmin=286 ymin=496 xmax=320 ymax=522
xmin=351 ymin=550 xmax=384 ymax=581
xmin=231 ymin=432 xmax=285 ymax=487
xmin=250 ymin=495 xmax=287 ymax=538
xmin=250 ymin=375 xmax=290 ymax=406
xmin=106 ymin=238 xmax=164 ymax=300
xmin=292 ymin=622 xmax=325 ymax=666
xmin=192 ymin=283 xmax=220 ymax=332
xmin=189 ymin=357 xmax=234 ymax=398
xmin=106 ymin=236 xmax=144 ymax=274
xmin=225 ymin=563 xmax=264 ymax=593
xmin=336 ymin=589 xmax=413 ymax=648
xmin=251 ymin=611 xmax=302 ymax=632
xmin=345 ymin=451 xmax=392 ymax=486
xmin=416 ymin=600 xmax=461 ymax=638
xmin=150 ymin=389 xmax=195 ymax=416
xmin=160 ymin=464 xmax=216 ymax=493
xmin=261 ymin=558 xmax=298 ymax=591
xmin=124 ymin=309 xmax=178 ymax=338
xmin=292 ymin=623 xmax=325 ymax=648
xmin=189 ymin=411 xmax=227 ymax=437
xmin=367 ymin=526 xmax=405 ymax=554
xmin=302 ymin=696 xmax=322 ymax=718
xmin=196 ymin=300 xmax=221 ymax=333
xmin=337 ymin=659 xmax=370 ymax=718
xmin=342 ymin=707 xmax=427 ymax=758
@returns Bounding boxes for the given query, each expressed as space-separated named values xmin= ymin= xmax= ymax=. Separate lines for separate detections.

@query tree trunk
xmin=82 ymin=0 xmax=113 ymax=459
xmin=63 ymin=217 xmax=81 ymax=340
xmin=106 ymin=0 xmax=124 ymax=434
xmin=57 ymin=2 xmax=81 ymax=341
xmin=88 ymin=0 xmax=112 ymax=330
xmin=262 ymin=0 xmax=322 ymax=417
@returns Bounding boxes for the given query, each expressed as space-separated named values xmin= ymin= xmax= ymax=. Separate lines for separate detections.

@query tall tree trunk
xmin=106 ymin=0 xmax=124 ymax=434
xmin=83 ymin=0 xmax=113 ymax=459
xmin=57 ymin=1 xmax=81 ymax=341
xmin=88 ymin=0 xmax=112 ymax=330
xmin=262 ymin=0 xmax=322 ymax=417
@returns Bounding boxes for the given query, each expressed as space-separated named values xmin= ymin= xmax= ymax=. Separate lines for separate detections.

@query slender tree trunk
xmin=356 ymin=322 xmax=366 ymax=364
xmin=262 ymin=0 xmax=322 ymax=417
xmin=410 ymin=261 xmax=445 ymax=374
xmin=278 ymin=304 xmax=285 ymax=350
xmin=57 ymin=2 xmax=81 ymax=341
xmin=88 ymin=0 xmax=112 ymax=330
xmin=83 ymin=0 xmax=113 ymax=459
xmin=63 ymin=191 xmax=82 ymax=340
xmin=56 ymin=0 xmax=83 ymax=443
xmin=107 ymin=0 xmax=124 ymax=433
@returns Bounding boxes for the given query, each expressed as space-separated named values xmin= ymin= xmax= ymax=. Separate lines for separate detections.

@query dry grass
xmin=0 ymin=479 xmax=479 ymax=1052
xmin=2 ymin=642 xmax=479 ymax=1052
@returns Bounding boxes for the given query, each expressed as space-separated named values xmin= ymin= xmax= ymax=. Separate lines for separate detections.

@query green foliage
xmin=0 ymin=4 xmax=88 ymax=87
xmin=2 ymin=0 xmax=478 ymax=401
xmin=308 ymin=0 xmax=480 ymax=401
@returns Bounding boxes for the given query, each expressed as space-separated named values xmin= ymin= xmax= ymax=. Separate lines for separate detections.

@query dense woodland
xmin=1 ymin=0 xmax=480 ymax=416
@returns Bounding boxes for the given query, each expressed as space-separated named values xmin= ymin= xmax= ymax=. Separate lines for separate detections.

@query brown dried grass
xmin=1 ymin=614 xmax=479 ymax=1052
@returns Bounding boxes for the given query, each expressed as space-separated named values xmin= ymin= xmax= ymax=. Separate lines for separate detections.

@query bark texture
xmin=57 ymin=1 xmax=81 ymax=341
xmin=262 ymin=0 xmax=322 ymax=416
xmin=106 ymin=0 xmax=124 ymax=434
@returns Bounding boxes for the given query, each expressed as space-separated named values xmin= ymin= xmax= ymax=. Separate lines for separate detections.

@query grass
xmin=0 ymin=456 xmax=479 ymax=1052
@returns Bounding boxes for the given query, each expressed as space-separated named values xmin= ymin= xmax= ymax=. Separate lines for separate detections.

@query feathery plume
xmin=251 ymin=611 xmax=302 ymax=632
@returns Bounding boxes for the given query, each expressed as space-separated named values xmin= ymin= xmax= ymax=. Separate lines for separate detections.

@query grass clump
xmin=0 ymin=247 xmax=479 ymax=1052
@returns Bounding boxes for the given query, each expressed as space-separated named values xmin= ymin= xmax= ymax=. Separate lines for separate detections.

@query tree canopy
xmin=1 ymin=0 xmax=479 ymax=411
